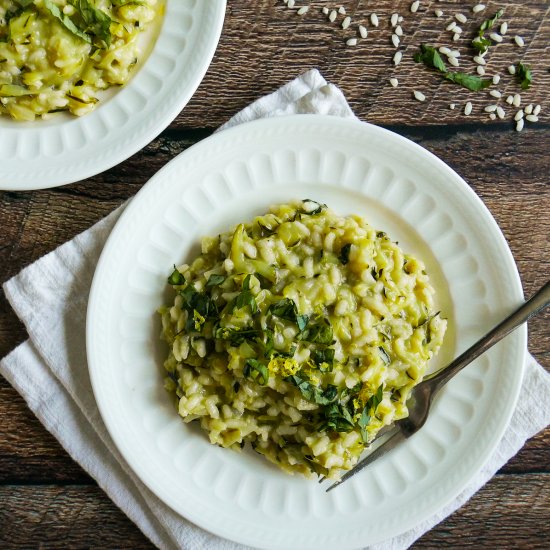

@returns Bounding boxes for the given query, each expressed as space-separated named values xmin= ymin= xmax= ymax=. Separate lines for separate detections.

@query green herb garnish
xmin=206 ymin=274 xmax=225 ymax=287
xmin=286 ymin=375 xmax=338 ymax=405
xmin=414 ymin=44 xmax=491 ymax=91
xmin=297 ymin=316 xmax=334 ymax=345
xmin=358 ymin=384 xmax=384 ymax=442
xmin=311 ymin=347 xmax=335 ymax=372
xmin=244 ymin=359 xmax=269 ymax=385
xmin=168 ymin=266 xmax=185 ymax=285
xmin=231 ymin=274 xmax=258 ymax=314
xmin=472 ymin=9 xmax=504 ymax=55
xmin=516 ymin=62 xmax=532 ymax=89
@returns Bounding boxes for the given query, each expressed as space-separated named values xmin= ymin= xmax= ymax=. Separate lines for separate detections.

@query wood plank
xmin=0 ymin=474 xmax=548 ymax=548
xmin=177 ymin=0 xmax=550 ymax=128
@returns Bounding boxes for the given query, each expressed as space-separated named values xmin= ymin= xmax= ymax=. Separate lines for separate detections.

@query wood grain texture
xmin=0 ymin=0 xmax=549 ymax=548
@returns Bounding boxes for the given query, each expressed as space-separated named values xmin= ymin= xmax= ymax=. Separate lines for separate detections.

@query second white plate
xmin=87 ymin=115 xmax=525 ymax=549
xmin=0 ymin=0 xmax=226 ymax=190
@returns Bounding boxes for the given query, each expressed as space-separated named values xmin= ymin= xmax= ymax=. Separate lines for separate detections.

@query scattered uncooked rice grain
xmin=454 ymin=26 xmax=463 ymax=34
xmin=526 ymin=114 xmax=538 ymax=122
xmin=493 ymin=74 xmax=501 ymax=85
xmin=485 ymin=105 xmax=498 ymax=113
xmin=359 ymin=25 xmax=368 ymax=38
xmin=473 ymin=4 xmax=486 ymax=14
xmin=474 ymin=55 xmax=486 ymax=65
xmin=287 ymin=0 xmax=295 ymax=7
xmin=391 ymin=13 xmax=399 ymax=27
xmin=446 ymin=21 xmax=457 ymax=31
xmin=514 ymin=110 xmax=524 ymax=121
xmin=448 ymin=56 xmax=459 ymax=67
xmin=439 ymin=46 xmax=451 ymax=55
xmin=489 ymin=32 xmax=503 ymax=43
xmin=413 ymin=90 xmax=426 ymax=102
xmin=435 ymin=9 xmax=443 ymax=18
xmin=464 ymin=102 xmax=473 ymax=115
xmin=525 ymin=104 xmax=533 ymax=115
xmin=371 ymin=13 xmax=379 ymax=27
xmin=500 ymin=22 xmax=508 ymax=35
xmin=393 ymin=51 xmax=403 ymax=65
xmin=477 ymin=66 xmax=486 ymax=76
xmin=411 ymin=1 xmax=420 ymax=14
xmin=390 ymin=78 xmax=399 ymax=87
xmin=506 ymin=96 xmax=514 ymax=105
xmin=322 ymin=7 xmax=329 ymax=15
xmin=297 ymin=6 xmax=309 ymax=15
xmin=395 ymin=25 xmax=403 ymax=36
xmin=392 ymin=34 xmax=400 ymax=48
xmin=329 ymin=10 xmax=337 ymax=22
xmin=342 ymin=16 xmax=351 ymax=29
xmin=489 ymin=113 xmax=496 ymax=120
xmin=339 ymin=6 xmax=346 ymax=15
xmin=347 ymin=38 xmax=358 ymax=46
xmin=450 ymin=103 xmax=456 ymax=110
xmin=490 ymin=90 xmax=502 ymax=99
xmin=516 ymin=118 xmax=524 ymax=132
xmin=496 ymin=106 xmax=505 ymax=119
xmin=514 ymin=35 xmax=525 ymax=47
xmin=451 ymin=50 xmax=461 ymax=57
xmin=513 ymin=94 xmax=521 ymax=108
xmin=455 ymin=13 xmax=467 ymax=24
xmin=508 ymin=65 xmax=516 ymax=75
xmin=453 ymin=33 xmax=461 ymax=41
xmin=534 ymin=105 xmax=541 ymax=116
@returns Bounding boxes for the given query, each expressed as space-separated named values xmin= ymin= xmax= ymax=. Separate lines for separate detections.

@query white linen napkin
xmin=1 ymin=69 xmax=549 ymax=550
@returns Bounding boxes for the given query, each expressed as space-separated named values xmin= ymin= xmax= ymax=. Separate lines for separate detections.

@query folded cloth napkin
xmin=1 ymin=69 xmax=549 ymax=550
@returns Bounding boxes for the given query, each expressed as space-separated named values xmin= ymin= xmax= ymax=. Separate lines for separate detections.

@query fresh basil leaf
xmin=215 ymin=326 xmax=262 ymax=346
xmin=472 ymin=35 xmax=492 ymax=54
xmin=339 ymin=243 xmax=352 ymax=265
xmin=168 ymin=266 xmax=185 ymax=285
xmin=444 ymin=72 xmax=491 ymax=91
xmin=516 ymin=62 xmax=532 ymax=90
xmin=286 ymin=375 xmax=338 ymax=405
xmin=14 ymin=0 xmax=34 ymax=7
xmin=231 ymin=275 xmax=258 ymax=314
xmin=206 ymin=274 xmax=225 ymax=287
xmin=296 ymin=314 xmax=309 ymax=332
xmin=298 ymin=317 xmax=333 ymax=345
xmin=320 ymin=402 xmax=355 ymax=432
xmin=43 ymin=0 xmax=92 ymax=43
xmin=69 ymin=0 xmax=112 ymax=47
xmin=413 ymin=44 xmax=447 ymax=73
xmin=244 ymin=359 xmax=269 ymax=385
xmin=311 ymin=347 xmax=335 ymax=372
xmin=479 ymin=8 xmax=504 ymax=33
xmin=358 ymin=384 xmax=384 ymax=442
xmin=269 ymin=298 xmax=298 ymax=320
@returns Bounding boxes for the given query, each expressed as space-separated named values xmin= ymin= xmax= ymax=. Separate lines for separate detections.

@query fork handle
xmin=431 ymin=280 xmax=550 ymax=392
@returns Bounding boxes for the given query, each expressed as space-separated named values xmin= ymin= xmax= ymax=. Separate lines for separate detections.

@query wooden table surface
xmin=1 ymin=1 xmax=549 ymax=548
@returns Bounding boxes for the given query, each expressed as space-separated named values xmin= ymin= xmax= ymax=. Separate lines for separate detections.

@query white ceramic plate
xmin=0 ymin=0 xmax=226 ymax=191
xmin=87 ymin=115 xmax=525 ymax=549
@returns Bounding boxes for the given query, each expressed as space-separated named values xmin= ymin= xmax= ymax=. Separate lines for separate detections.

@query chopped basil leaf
xmin=244 ymin=359 xmax=269 ymax=385
xmin=358 ymin=384 xmax=384 ymax=442
xmin=414 ymin=44 xmax=491 ymax=91
xmin=168 ymin=266 xmax=185 ymax=285
xmin=473 ymin=9 xmax=504 ymax=55
xmin=320 ymin=402 xmax=355 ymax=432
xmin=215 ymin=326 xmax=262 ymax=346
xmin=311 ymin=347 xmax=335 ymax=372
xmin=206 ymin=274 xmax=225 ymax=287
xmin=269 ymin=298 xmax=298 ymax=320
xmin=70 ymin=0 xmax=112 ymax=47
xmin=413 ymin=44 xmax=447 ymax=72
xmin=444 ymin=71 xmax=491 ymax=91
xmin=297 ymin=317 xmax=333 ymax=345
xmin=516 ymin=62 xmax=532 ymax=90
xmin=286 ymin=375 xmax=338 ymax=405
xmin=339 ymin=243 xmax=352 ymax=265
xmin=231 ymin=274 xmax=258 ymax=314
xmin=296 ymin=314 xmax=310 ymax=332
xmin=479 ymin=8 xmax=504 ymax=33
xmin=44 ymin=0 xmax=91 ymax=43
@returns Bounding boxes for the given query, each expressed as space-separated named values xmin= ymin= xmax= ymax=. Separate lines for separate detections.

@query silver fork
xmin=326 ymin=280 xmax=550 ymax=492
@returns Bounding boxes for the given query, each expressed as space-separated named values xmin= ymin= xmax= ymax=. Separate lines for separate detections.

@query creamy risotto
xmin=0 ymin=0 xmax=159 ymax=120
xmin=159 ymin=201 xmax=447 ymax=480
